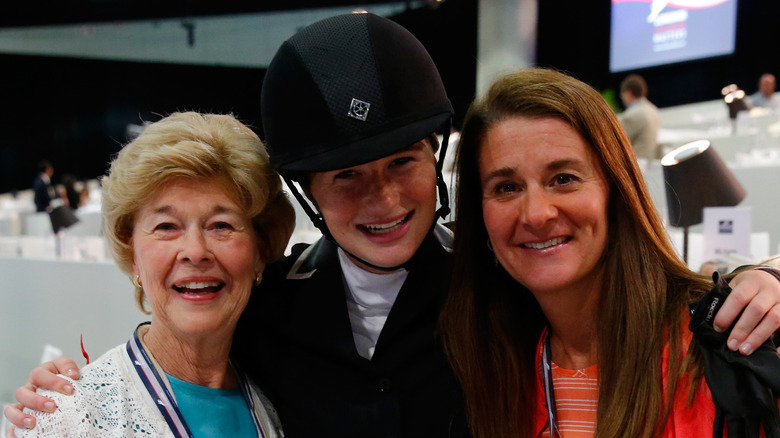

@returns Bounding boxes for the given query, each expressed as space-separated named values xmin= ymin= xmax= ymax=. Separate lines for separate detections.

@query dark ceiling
xmin=0 ymin=1 xmax=415 ymax=27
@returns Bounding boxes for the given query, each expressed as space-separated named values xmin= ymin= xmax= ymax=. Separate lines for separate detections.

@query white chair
xmin=0 ymin=215 xmax=12 ymax=235
xmin=66 ymin=210 xmax=102 ymax=237
xmin=23 ymin=212 xmax=53 ymax=237
xmin=58 ymin=235 xmax=108 ymax=261
xmin=19 ymin=235 xmax=56 ymax=259
xmin=0 ymin=236 xmax=20 ymax=257
xmin=84 ymin=236 xmax=108 ymax=261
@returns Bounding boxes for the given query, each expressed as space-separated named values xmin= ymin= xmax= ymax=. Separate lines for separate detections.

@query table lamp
xmin=661 ymin=140 xmax=746 ymax=263
xmin=722 ymin=84 xmax=749 ymax=135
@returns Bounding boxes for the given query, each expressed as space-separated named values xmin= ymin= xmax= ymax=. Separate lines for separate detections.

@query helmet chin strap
xmin=434 ymin=119 xmax=452 ymax=221
xmin=282 ymin=175 xmax=332 ymax=241
xmin=281 ymin=119 xmax=452 ymax=273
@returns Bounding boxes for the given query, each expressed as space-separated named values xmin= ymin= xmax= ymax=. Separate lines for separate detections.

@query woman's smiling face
xmin=131 ymin=178 xmax=262 ymax=339
xmin=479 ymin=116 xmax=610 ymax=296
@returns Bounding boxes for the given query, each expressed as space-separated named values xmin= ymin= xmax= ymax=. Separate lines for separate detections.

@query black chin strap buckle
xmin=436 ymin=172 xmax=451 ymax=220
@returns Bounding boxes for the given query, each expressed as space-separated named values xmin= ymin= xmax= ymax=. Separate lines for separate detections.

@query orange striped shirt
xmin=539 ymin=362 xmax=599 ymax=438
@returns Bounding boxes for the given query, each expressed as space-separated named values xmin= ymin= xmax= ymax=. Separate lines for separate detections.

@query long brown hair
xmin=439 ymin=68 xmax=710 ymax=438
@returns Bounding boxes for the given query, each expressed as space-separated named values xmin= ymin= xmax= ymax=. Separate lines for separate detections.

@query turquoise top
xmin=167 ymin=373 xmax=258 ymax=437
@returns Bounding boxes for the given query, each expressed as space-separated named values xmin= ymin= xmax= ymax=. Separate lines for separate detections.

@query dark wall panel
xmin=0 ymin=55 xmax=265 ymax=193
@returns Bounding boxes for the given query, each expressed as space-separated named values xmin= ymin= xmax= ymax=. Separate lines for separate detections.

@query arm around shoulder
xmin=15 ymin=379 xmax=81 ymax=438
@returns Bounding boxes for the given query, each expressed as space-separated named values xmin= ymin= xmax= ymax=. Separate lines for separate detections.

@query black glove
xmin=689 ymin=272 xmax=780 ymax=438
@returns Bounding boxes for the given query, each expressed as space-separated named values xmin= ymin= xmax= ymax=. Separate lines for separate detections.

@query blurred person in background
xmin=60 ymin=174 xmax=85 ymax=210
xmin=750 ymin=73 xmax=778 ymax=110
xmin=618 ymin=74 xmax=660 ymax=160
xmin=32 ymin=161 xmax=56 ymax=213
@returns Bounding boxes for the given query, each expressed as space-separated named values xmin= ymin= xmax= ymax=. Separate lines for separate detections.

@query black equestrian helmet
xmin=261 ymin=12 xmax=454 ymax=174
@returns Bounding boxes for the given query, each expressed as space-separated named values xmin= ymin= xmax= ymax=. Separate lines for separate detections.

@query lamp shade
xmin=661 ymin=140 xmax=746 ymax=227
xmin=725 ymin=94 xmax=749 ymax=119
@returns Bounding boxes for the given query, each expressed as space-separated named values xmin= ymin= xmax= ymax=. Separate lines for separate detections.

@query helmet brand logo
xmin=348 ymin=98 xmax=371 ymax=121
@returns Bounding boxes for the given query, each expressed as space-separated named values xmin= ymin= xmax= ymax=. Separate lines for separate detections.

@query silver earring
xmin=254 ymin=272 xmax=263 ymax=286
xmin=132 ymin=274 xmax=142 ymax=288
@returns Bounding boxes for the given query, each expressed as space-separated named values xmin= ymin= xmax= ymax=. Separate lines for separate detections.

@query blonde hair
xmin=761 ymin=255 xmax=780 ymax=269
xmin=441 ymin=68 xmax=710 ymax=438
xmin=101 ymin=112 xmax=295 ymax=311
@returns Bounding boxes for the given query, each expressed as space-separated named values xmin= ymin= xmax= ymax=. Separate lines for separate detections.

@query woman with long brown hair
xmin=440 ymin=68 xmax=780 ymax=438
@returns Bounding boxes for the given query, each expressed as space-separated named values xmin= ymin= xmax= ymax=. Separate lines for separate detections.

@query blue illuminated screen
xmin=610 ymin=0 xmax=738 ymax=73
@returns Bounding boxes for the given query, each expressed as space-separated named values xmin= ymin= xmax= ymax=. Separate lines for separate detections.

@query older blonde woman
xmin=14 ymin=112 xmax=294 ymax=437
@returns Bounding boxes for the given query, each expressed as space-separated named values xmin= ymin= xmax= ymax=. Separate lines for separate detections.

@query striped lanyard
xmin=126 ymin=325 xmax=267 ymax=438
xmin=541 ymin=330 xmax=562 ymax=438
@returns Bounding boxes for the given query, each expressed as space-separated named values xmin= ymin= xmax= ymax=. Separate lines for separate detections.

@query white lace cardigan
xmin=17 ymin=343 xmax=283 ymax=438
